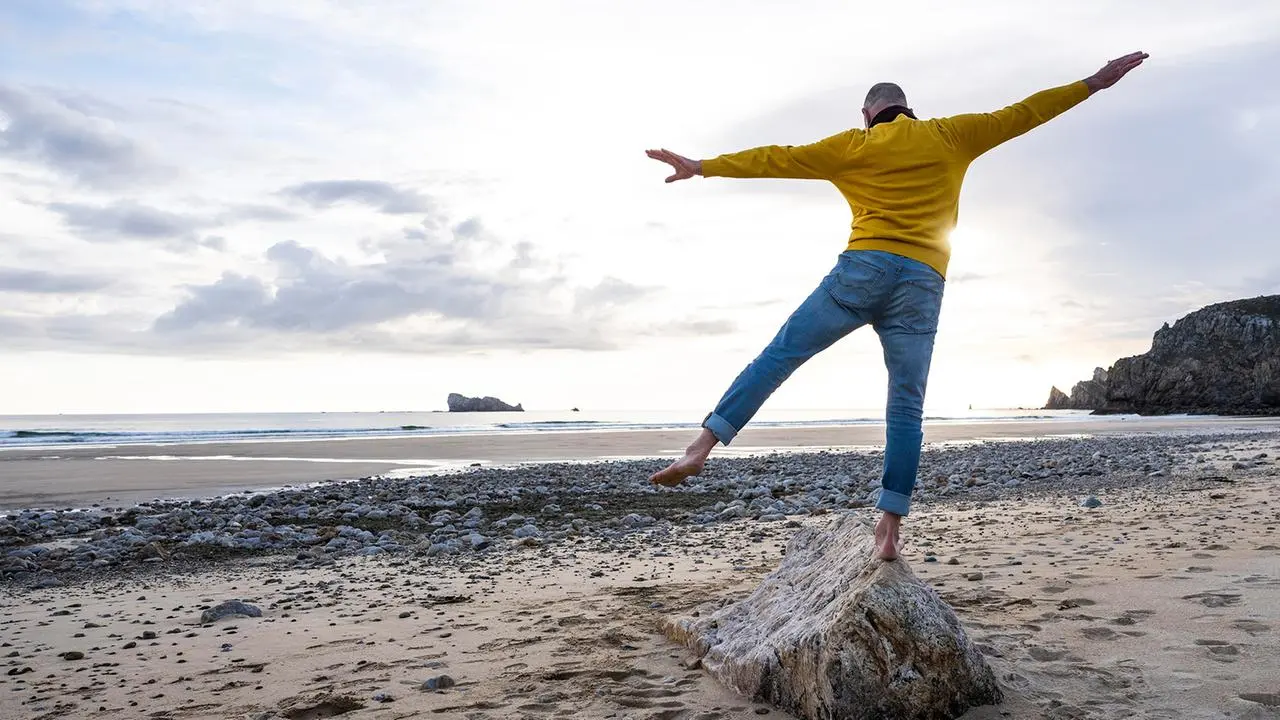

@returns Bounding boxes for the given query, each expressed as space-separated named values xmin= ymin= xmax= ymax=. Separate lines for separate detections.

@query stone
xmin=446 ymin=393 xmax=523 ymax=412
xmin=662 ymin=513 xmax=1001 ymax=719
xmin=1080 ymin=496 xmax=1103 ymax=509
xmin=60 ymin=651 xmax=85 ymax=661
xmin=421 ymin=674 xmax=456 ymax=691
xmin=200 ymin=600 xmax=263 ymax=624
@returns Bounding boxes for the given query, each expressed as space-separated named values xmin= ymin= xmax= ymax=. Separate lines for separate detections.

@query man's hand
xmin=1084 ymin=51 xmax=1149 ymax=94
xmin=646 ymin=148 xmax=702 ymax=183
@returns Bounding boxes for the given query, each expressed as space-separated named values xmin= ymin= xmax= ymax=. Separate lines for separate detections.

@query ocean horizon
xmin=0 ymin=408 xmax=1107 ymax=450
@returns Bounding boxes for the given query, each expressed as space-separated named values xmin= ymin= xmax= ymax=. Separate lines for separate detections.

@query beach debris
xmin=421 ymin=674 xmax=456 ymax=691
xmin=1080 ymin=496 xmax=1103 ymax=509
xmin=200 ymin=600 xmax=262 ymax=624
xmin=372 ymin=691 xmax=395 ymax=703
xmin=663 ymin=514 xmax=1001 ymax=719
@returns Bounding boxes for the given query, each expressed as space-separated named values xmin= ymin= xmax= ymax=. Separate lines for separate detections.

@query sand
xmin=2 ymin=432 xmax=1277 ymax=719
xmin=4 ymin=415 xmax=1280 ymax=510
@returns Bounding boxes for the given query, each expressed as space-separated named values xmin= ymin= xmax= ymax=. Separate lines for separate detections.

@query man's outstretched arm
xmin=646 ymin=129 xmax=858 ymax=183
xmin=941 ymin=51 xmax=1148 ymax=159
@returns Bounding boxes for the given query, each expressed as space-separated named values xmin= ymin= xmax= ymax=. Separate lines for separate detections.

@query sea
xmin=0 ymin=408 xmax=1099 ymax=450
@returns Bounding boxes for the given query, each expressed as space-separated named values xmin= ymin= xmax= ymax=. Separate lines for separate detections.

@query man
xmin=645 ymin=52 xmax=1148 ymax=561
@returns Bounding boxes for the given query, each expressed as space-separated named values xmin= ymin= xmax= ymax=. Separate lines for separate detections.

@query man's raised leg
xmin=649 ymin=279 xmax=870 ymax=487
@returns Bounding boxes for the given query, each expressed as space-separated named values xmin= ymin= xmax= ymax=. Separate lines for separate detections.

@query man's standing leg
xmin=649 ymin=255 xmax=884 ymax=486
xmin=872 ymin=262 xmax=944 ymax=559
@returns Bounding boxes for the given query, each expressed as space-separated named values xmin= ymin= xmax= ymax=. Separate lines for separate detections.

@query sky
xmin=1 ymin=0 xmax=1278 ymax=415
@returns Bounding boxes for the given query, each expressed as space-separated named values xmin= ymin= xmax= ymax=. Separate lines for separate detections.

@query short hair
xmin=864 ymin=82 xmax=907 ymax=109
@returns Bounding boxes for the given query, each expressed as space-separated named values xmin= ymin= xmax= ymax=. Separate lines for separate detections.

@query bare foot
xmin=875 ymin=530 xmax=905 ymax=561
xmin=649 ymin=429 xmax=717 ymax=487
xmin=874 ymin=514 xmax=904 ymax=561
xmin=649 ymin=454 xmax=705 ymax=487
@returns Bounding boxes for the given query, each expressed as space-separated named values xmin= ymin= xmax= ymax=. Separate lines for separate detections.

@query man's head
xmin=863 ymin=82 xmax=909 ymax=128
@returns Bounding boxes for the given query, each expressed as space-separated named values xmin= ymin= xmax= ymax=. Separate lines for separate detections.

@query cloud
xmin=44 ymin=199 xmax=296 ymax=248
xmin=280 ymin=180 xmax=432 ymax=214
xmin=0 ymin=84 xmax=158 ymax=186
xmin=218 ymin=204 xmax=299 ymax=223
xmin=149 ymin=211 xmax=660 ymax=352
xmin=46 ymin=200 xmax=208 ymax=246
xmin=0 ymin=268 xmax=114 ymax=294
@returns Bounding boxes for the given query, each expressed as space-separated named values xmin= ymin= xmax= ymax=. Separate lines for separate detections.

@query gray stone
xmin=663 ymin=513 xmax=1000 ymax=719
xmin=1080 ymin=496 xmax=1103 ymax=509
xmin=200 ymin=600 xmax=263 ymax=624
xmin=421 ymin=674 xmax=456 ymax=691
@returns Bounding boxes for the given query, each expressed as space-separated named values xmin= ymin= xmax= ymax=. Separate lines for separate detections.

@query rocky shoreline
xmin=5 ymin=431 xmax=1275 ymax=589
xmin=1046 ymin=295 xmax=1280 ymax=415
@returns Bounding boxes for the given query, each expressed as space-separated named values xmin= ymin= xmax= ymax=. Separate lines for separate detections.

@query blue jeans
xmin=703 ymin=250 xmax=944 ymax=516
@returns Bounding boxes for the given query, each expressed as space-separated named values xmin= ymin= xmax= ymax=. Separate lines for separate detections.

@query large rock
xmin=1044 ymin=386 xmax=1072 ymax=409
xmin=1044 ymin=368 xmax=1109 ymax=410
xmin=663 ymin=514 xmax=1001 ymax=720
xmin=1044 ymin=295 xmax=1280 ymax=415
xmin=446 ymin=393 xmax=524 ymax=412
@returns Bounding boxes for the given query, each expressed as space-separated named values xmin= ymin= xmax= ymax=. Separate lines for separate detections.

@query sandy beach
xmin=3 ymin=425 xmax=1279 ymax=719
xmin=4 ymin=415 xmax=1280 ymax=511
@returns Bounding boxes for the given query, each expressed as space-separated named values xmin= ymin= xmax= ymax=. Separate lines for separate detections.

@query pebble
xmin=60 ymin=650 xmax=85 ymax=661
xmin=965 ymin=572 xmax=984 ymax=582
xmin=0 ymin=431 xmax=1265 ymax=582
xmin=421 ymin=674 xmax=456 ymax=691
xmin=1080 ymin=496 xmax=1103 ymax=509
xmin=200 ymin=600 xmax=262 ymax=624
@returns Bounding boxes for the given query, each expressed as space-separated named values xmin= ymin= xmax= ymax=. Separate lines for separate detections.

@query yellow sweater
xmin=701 ymin=81 xmax=1091 ymax=277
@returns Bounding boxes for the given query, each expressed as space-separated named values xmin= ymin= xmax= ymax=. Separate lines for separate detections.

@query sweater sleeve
xmin=701 ymin=129 xmax=859 ymax=180
xmin=939 ymin=81 xmax=1090 ymax=159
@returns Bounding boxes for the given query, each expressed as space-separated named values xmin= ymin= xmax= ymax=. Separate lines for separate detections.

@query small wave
xmin=9 ymin=430 xmax=117 ymax=439
xmin=497 ymin=420 xmax=617 ymax=429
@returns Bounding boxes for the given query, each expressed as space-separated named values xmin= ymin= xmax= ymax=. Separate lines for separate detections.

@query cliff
xmin=1045 ymin=295 xmax=1280 ymax=416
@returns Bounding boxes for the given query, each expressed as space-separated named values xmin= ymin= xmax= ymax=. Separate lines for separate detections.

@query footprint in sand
xmin=1182 ymin=592 xmax=1242 ymax=608
xmin=1240 ymin=692 xmax=1280 ymax=707
xmin=278 ymin=694 xmax=366 ymax=719
xmin=1231 ymin=619 xmax=1270 ymax=636
xmin=1028 ymin=647 xmax=1069 ymax=662
xmin=1081 ymin=627 xmax=1120 ymax=641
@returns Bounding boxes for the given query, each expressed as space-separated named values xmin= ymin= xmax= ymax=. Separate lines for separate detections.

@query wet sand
xmin=3 ymin=416 xmax=1280 ymax=510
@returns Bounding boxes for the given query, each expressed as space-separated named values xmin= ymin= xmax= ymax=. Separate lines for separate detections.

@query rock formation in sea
xmin=663 ymin=514 xmax=1001 ymax=719
xmin=1044 ymin=367 xmax=1109 ymax=410
xmin=446 ymin=393 xmax=524 ymax=412
xmin=1044 ymin=295 xmax=1280 ymax=415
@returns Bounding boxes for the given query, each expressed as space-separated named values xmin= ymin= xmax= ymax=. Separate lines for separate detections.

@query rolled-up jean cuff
xmin=875 ymin=489 xmax=912 ymax=516
xmin=702 ymin=412 xmax=738 ymax=446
